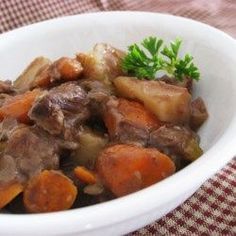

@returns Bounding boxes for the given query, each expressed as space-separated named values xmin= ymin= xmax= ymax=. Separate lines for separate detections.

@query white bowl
xmin=0 ymin=11 xmax=236 ymax=236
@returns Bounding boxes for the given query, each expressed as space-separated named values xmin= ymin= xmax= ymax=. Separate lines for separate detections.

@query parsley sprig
xmin=122 ymin=36 xmax=200 ymax=81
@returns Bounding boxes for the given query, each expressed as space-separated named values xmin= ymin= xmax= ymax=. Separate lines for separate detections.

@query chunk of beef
xmin=29 ymin=82 xmax=90 ymax=142
xmin=3 ymin=126 xmax=60 ymax=183
xmin=0 ymin=94 xmax=12 ymax=107
xmin=160 ymin=75 xmax=192 ymax=93
xmin=149 ymin=124 xmax=203 ymax=162
xmin=190 ymin=97 xmax=208 ymax=130
xmin=80 ymin=80 xmax=112 ymax=118
xmin=0 ymin=80 xmax=15 ymax=94
xmin=0 ymin=155 xmax=18 ymax=185
xmin=81 ymin=80 xmax=113 ymax=101
xmin=0 ymin=118 xmax=19 ymax=141
xmin=104 ymin=98 xmax=161 ymax=146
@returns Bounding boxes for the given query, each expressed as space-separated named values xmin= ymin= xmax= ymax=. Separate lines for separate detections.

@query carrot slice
xmin=0 ymin=182 xmax=24 ymax=209
xmin=96 ymin=144 xmax=175 ymax=197
xmin=74 ymin=166 xmax=97 ymax=184
xmin=104 ymin=98 xmax=161 ymax=139
xmin=23 ymin=170 xmax=77 ymax=213
xmin=0 ymin=89 xmax=41 ymax=123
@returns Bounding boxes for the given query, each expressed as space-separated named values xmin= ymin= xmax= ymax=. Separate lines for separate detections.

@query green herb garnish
xmin=122 ymin=36 xmax=200 ymax=81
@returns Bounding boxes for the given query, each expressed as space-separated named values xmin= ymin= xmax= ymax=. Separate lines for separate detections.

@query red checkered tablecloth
xmin=0 ymin=1 xmax=235 ymax=235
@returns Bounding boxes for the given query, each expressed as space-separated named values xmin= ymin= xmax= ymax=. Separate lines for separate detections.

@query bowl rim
xmin=0 ymin=11 xmax=236 ymax=235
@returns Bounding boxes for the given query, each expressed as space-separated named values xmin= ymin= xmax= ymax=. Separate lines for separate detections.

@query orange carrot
xmin=74 ymin=166 xmax=97 ymax=185
xmin=0 ymin=182 xmax=24 ymax=209
xmin=96 ymin=144 xmax=175 ymax=197
xmin=0 ymin=89 xmax=41 ymax=123
xmin=23 ymin=170 xmax=77 ymax=213
xmin=104 ymin=98 xmax=161 ymax=138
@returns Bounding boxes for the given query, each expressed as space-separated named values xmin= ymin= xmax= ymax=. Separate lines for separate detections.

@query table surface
xmin=0 ymin=0 xmax=235 ymax=235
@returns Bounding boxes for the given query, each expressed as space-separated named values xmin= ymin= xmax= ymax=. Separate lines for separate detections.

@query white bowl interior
xmin=0 ymin=12 xmax=236 ymax=236
xmin=1 ymin=13 xmax=236 ymax=151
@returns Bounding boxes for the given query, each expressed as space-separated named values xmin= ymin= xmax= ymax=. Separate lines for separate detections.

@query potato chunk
xmin=114 ymin=77 xmax=191 ymax=124
xmin=77 ymin=43 xmax=125 ymax=86
xmin=14 ymin=57 xmax=51 ymax=92
xmin=71 ymin=128 xmax=108 ymax=168
xmin=96 ymin=144 xmax=175 ymax=197
xmin=23 ymin=170 xmax=77 ymax=213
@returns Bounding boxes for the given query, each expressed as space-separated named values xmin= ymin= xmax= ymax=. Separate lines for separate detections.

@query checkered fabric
xmin=0 ymin=1 xmax=235 ymax=235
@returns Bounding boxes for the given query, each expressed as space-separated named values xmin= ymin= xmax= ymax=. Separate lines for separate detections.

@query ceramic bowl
xmin=0 ymin=11 xmax=236 ymax=236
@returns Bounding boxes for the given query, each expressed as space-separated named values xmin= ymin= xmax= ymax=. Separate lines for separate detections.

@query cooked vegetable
xmin=0 ymin=182 xmax=23 ymax=209
xmin=0 ymin=89 xmax=41 ymax=123
xmin=77 ymin=43 xmax=125 ymax=86
xmin=71 ymin=128 xmax=108 ymax=168
xmin=23 ymin=170 xmax=77 ymax=213
xmin=122 ymin=37 xmax=200 ymax=81
xmin=30 ymin=65 xmax=51 ymax=88
xmin=96 ymin=144 xmax=175 ymax=197
xmin=104 ymin=98 xmax=161 ymax=145
xmin=74 ymin=166 xmax=97 ymax=184
xmin=114 ymin=76 xmax=191 ymax=124
xmin=83 ymin=183 xmax=104 ymax=195
xmin=14 ymin=57 xmax=51 ymax=91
